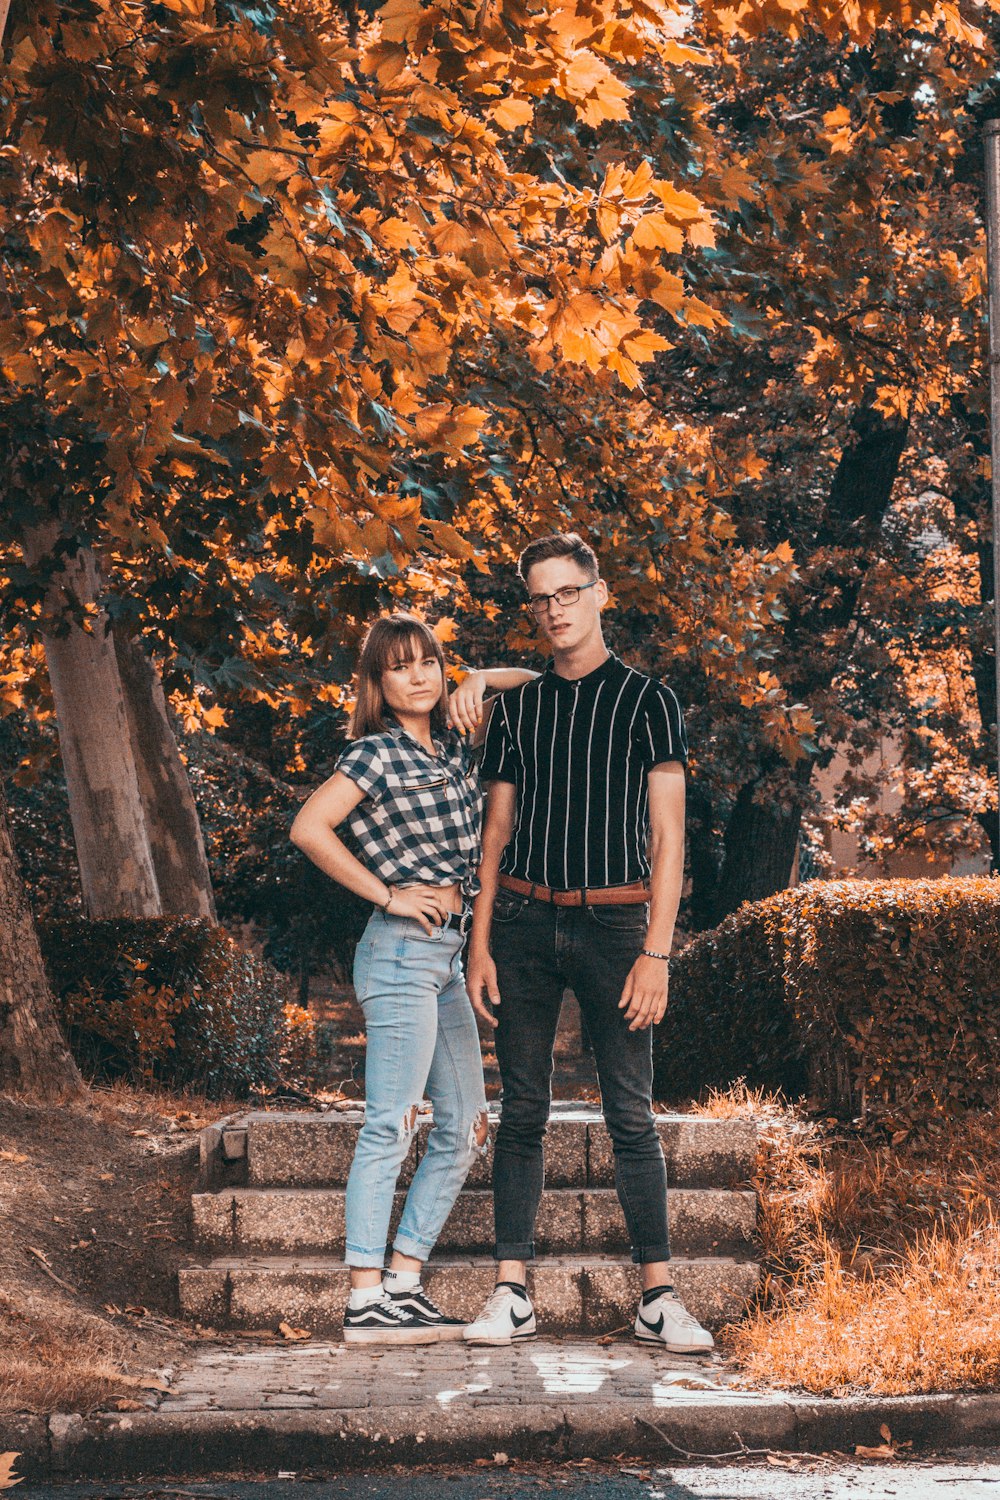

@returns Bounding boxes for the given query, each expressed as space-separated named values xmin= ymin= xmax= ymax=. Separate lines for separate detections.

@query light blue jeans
xmin=344 ymin=908 xmax=488 ymax=1268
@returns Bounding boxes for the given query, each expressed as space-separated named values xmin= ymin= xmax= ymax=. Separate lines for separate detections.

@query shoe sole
xmin=463 ymin=1329 xmax=537 ymax=1346
xmin=633 ymin=1331 xmax=715 ymax=1354
xmin=426 ymin=1323 xmax=467 ymax=1342
xmin=343 ymin=1326 xmax=455 ymax=1345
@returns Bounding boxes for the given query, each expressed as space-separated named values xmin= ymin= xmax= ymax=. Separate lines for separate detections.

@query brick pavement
xmin=11 ymin=1336 xmax=1000 ymax=1480
xmin=157 ymin=1336 xmax=762 ymax=1418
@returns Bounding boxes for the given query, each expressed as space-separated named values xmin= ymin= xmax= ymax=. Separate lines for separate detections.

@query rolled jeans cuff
xmin=631 ymin=1244 xmax=672 ymax=1265
xmin=391 ymin=1232 xmax=431 ymax=1263
xmin=494 ymin=1240 xmax=535 ymax=1261
xmin=345 ymin=1245 xmax=387 ymax=1269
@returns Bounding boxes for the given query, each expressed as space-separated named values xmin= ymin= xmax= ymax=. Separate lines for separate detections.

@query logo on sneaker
xmin=511 ymin=1308 xmax=534 ymax=1328
xmin=638 ymin=1312 xmax=664 ymax=1336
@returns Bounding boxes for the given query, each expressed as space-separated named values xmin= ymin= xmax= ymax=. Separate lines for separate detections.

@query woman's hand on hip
xmin=386 ymin=885 xmax=450 ymax=936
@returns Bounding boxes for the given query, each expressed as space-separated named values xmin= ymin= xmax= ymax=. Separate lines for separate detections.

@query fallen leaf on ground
xmin=113 ymin=1399 xmax=146 ymax=1412
xmin=278 ymin=1322 xmax=311 ymax=1341
xmin=0 ymin=1454 xmax=21 ymax=1491
xmin=880 ymin=1423 xmax=892 ymax=1443
xmin=855 ymin=1444 xmax=896 ymax=1459
xmin=0 ymin=1151 xmax=29 ymax=1164
xmin=124 ymin=1305 xmax=148 ymax=1318
xmin=113 ymin=1375 xmax=170 ymax=1392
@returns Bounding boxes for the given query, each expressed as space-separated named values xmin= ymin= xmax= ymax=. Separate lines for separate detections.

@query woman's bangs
xmin=380 ymin=625 xmax=439 ymax=671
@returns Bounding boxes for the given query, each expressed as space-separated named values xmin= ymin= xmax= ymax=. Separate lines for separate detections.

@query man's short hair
xmin=518 ymin=532 xmax=599 ymax=583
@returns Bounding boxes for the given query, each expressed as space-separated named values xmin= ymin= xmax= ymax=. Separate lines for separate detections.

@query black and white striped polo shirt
xmin=480 ymin=653 xmax=687 ymax=891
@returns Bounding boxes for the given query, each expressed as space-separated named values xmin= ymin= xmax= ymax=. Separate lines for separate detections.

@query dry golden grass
xmin=730 ymin=1216 xmax=1000 ymax=1395
xmin=701 ymin=1081 xmax=1000 ymax=1394
xmin=688 ymin=1078 xmax=791 ymax=1122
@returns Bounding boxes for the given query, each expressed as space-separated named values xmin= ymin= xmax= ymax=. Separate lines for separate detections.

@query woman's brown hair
xmin=349 ymin=614 xmax=449 ymax=739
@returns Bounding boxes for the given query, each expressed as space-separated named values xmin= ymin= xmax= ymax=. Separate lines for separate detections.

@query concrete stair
xmin=179 ymin=1103 xmax=762 ymax=1336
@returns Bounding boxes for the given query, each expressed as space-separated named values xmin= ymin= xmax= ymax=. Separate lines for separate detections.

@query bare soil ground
xmin=0 ymin=1080 xmax=224 ymax=1416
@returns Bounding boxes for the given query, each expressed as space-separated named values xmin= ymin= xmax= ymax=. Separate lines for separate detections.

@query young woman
xmin=290 ymin=614 xmax=533 ymax=1345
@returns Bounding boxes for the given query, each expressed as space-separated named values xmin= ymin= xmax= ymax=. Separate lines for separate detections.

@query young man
xmin=461 ymin=532 xmax=712 ymax=1353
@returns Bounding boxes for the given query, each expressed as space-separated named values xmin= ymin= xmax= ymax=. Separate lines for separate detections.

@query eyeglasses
xmin=526 ymin=581 xmax=598 ymax=617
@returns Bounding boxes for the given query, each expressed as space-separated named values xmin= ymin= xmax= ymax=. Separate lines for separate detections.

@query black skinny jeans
xmin=490 ymin=890 xmax=670 ymax=1265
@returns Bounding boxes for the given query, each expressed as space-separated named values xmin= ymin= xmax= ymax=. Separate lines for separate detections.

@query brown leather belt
xmin=498 ymin=874 xmax=650 ymax=907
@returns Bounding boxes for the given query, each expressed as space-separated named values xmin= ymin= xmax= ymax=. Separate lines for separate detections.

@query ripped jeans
xmin=344 ymin=908 xmax=488 ymax=1268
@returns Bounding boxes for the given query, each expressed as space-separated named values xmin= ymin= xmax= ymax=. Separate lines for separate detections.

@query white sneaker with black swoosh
xmin=634 ymin=1287 xmax=714 ymax=1354
xmin=463 ymin=1282 xmax=536 ymax=1344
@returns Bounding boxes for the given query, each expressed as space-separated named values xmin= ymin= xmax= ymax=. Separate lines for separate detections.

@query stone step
xmin=191 ymin=1185 xmax=757 ymax=1258
xmin=179 ymin=1253 xmax=761 ymax=1335
xmin=234 ymin=1107 xmax=757 ymax=1191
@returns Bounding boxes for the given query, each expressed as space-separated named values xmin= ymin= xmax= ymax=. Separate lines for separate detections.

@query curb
xmin=5 ymin=1391 xmax=1000 ymax=1479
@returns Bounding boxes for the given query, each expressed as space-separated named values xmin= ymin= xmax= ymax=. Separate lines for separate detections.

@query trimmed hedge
xmin=40 ymin=918 xmax=291 ymax=1098
xmin=653 ymin=877 xmax=1000 ymax=1129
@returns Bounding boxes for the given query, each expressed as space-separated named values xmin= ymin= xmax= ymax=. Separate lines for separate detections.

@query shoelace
xmin=653 ymin=1293 xmax=702 ymax=1331
xmin=363 ymin=1292 xmax=410 ymax=1322
xmin=478 ymin=1285 xmax=527 ymax=1321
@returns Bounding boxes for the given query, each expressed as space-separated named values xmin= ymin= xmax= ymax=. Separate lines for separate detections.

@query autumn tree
xmin=4 ymin=0 xmax=999 ymax=963
xmin=0 ymin=774 xmax=85 ymax=1098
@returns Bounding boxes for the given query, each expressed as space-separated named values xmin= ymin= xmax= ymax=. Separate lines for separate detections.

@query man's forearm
xmin=644 ymin=765 xmax=686 ymax=953
xmin=470 ymin=845 xmax=504 ymax=956
xmin=479 ymin=667 xmax=537 ymax=690
xmin=644 ymin=836 xmax=683 ymax=952
xmin=470 ymin=789 xmax=515 ymax=955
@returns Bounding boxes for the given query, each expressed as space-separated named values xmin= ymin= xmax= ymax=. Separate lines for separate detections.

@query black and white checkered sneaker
xmin=343 ymin=1292 xmax=446 ymax=1345
xmin=386 ymin=1285 xmax=465 ymax=1341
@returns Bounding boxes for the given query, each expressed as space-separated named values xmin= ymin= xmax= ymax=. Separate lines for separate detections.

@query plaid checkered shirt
xmin=335 ymin=722 xmax=483 ymax=900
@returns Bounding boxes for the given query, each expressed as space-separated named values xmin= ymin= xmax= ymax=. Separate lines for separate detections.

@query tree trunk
xmin=113 ymin=626 xmax=217 ymax=920
xmin=972 ymin=531 xmax=999 ymax=872
xmin=22 ymin=527 xmax=161 ymax=918
xmin=702 ymin=405 xmax=909 ymax=926
xmin=0 ymin=777 xmax=86 ymax=1099
xmin=707 ymin=768 xmax=807 ymax=927
xmin=949 ymin=476 xmax=998 ymax=872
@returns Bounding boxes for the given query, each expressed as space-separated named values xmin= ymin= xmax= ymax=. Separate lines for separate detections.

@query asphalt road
xmin=15 ymin=1460 xmax=1000 ymax=1499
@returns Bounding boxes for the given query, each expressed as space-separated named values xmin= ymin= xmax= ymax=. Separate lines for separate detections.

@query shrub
xmin=40 ymin=918 xmax=291 ymax=1098
xmin=277 ymin=1000 xmax=339 ymax=1092
xmin=653 ymin=877 xmax=1000 ymax=1130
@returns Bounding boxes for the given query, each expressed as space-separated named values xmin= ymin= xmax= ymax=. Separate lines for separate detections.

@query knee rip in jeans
xmin=397 ymin=1103 xmax=421 ymax=1146
xmin=466 ymin=1107 xmax=490 ymax=1158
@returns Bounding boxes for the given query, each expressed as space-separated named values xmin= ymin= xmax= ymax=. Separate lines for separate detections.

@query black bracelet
xmin=640 ymin=948 xmax=670 ymax=962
